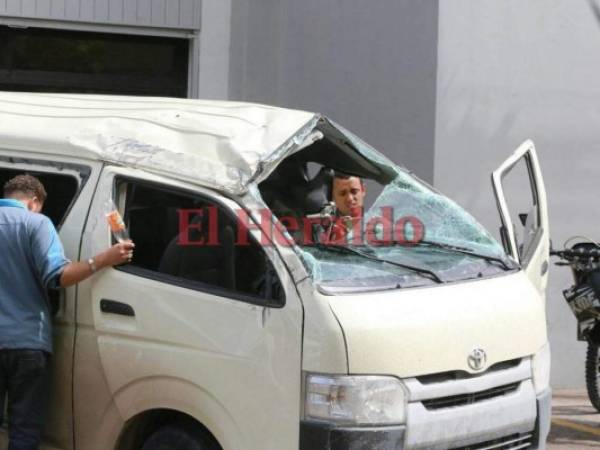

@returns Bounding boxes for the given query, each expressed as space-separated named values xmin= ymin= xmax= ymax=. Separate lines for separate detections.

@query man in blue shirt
xmin=0 ymin=174 xmax=134 ymax=450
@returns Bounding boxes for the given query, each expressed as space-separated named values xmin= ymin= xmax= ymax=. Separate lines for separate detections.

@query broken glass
xmin=273 ymin=122 xmax=513 ymax=293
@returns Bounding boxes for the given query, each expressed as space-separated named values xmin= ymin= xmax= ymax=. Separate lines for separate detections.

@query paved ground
xmin=548 ymin=389 xmax=600 ymax=449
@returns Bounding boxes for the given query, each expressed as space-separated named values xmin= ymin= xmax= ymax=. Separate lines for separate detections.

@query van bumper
xmin=534 ymin=388 xmax=552 ymax=450
xmin=299 ymin=390 xmax=551 ymax=450
xmin=299 ymin=421 xmax=405 ymax=450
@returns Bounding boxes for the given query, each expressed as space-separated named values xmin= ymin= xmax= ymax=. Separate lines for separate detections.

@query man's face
xmin=332 ymin=177 xmax=365 ymax=216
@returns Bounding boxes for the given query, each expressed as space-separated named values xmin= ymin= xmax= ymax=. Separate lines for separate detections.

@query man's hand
xmin=96 ymin=241 xmax=135 ymax=267
xmin=59 ymin=241 xmax=135 ymax=288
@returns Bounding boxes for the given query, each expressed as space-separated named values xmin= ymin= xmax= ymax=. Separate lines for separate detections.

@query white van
xmin=0 ymin=92 xmax=550 ymax=450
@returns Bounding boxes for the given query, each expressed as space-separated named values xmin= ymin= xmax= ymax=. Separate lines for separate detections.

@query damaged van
xmin=0 ymin=92 xmax=550 ymax=450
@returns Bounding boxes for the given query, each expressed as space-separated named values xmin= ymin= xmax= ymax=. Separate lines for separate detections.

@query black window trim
xmin=0 ymin=155 xmax=92 ymax=230
xmin=112 ymin=175 xmax=287 ymax=308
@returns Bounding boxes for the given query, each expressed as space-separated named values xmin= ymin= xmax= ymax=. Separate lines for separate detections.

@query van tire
xmin=141 ymin=423 xmax=217 ymax=450
xmin=585 ymin=341 xmax=600 ymax=412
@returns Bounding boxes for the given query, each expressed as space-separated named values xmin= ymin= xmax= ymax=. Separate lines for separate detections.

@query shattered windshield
xmin=297 ymin=173 xmax=512 ymax=293
xmin=259 ymin=121 xmax=514 ymax=294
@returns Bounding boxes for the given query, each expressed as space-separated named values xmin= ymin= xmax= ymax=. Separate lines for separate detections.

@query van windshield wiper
xmin=311 ymin=243 xmax=443 ymax=283
xmin=415 ymin=240 xmax=515 ymax=270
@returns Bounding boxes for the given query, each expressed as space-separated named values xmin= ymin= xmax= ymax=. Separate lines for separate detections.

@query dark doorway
xmin=0 ymin=26 xmax=189 ymax=97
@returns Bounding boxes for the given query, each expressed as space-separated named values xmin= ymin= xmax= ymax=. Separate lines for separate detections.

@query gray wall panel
xmin=0 ymin=0 xmax=201 ymax=30
xmin=166 ymin=0 xmax=180 ymax=27
xmin=228 ymin=0 xmax=249 ymax=98
xmin=230 ymin=0 xmax=282 ymax=104
xmin=122 ymin=0 xmax=136 ymax=24
xmin=80 ymin=0 xmax=94 ymax=21
xmin=151 ymin=0 xmax=166 ymax=26
xmin=194 ymin=0 xmax=201 ymax=30
xmin=36 ymin=0 xmax=51 ymax=17
xmin=21 ymin=0 xmax=35 ymax=16
xmin=434 ymin=0 xmax=600 ymax=388
xmin=51 ymin=0 xmax=66 ymax=19
xmin=179 ymin=0 xmax=195 ymax=29
xmin=5 ymin=0 xmax=18 ymax=14
xmin=64 ymin=0 xmax=80 ymax=20
xmin=229 ymin=0 xmax=439 ymax=181
xmin=137 ymin=0 xmax=152 ymax=25
xmin=197 ymin=0 xmax=231 ymax=100
xmin=108 ymin=0 xmax=123 ymax=22
xmin=94 ymin=0 xmax=109 ymax=22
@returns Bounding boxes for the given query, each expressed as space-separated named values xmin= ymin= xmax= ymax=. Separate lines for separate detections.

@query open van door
xmin=492 ymin=140 xmax=549 ymax=296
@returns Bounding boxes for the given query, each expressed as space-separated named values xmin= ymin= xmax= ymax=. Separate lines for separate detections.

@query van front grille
xmin=422 ymin=382 xmax=520 ymax=410
xmin=450 ymin=432 xmax=533 ymax=450
xmin=417 ymin=358 xmax=522 ymax=385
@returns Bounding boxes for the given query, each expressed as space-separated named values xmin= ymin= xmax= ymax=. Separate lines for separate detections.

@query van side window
xmin=498 ymin=157 xmax=541 ymax=263
xmin=0 ymin=168 xmax=80 ymax=228
xmin=119 ymin=179 xmax=285 ymax=305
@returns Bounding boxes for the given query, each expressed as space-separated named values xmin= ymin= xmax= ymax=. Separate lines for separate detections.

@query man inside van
xmin=328 ymin=172 xmax=366 ymax=243
xmin=332 ymin=172 xmax=366 ymax=218
xmin=0 ymin=174 xmax=134 ymax=450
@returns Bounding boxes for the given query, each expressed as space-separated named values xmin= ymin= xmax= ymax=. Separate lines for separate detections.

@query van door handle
xmin=100 ymin=299 xmax=135 ymax=317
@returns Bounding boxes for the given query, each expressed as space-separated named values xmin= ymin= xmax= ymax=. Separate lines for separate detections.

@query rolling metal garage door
xmin=0 ymin=26 xmax=189 ymax=97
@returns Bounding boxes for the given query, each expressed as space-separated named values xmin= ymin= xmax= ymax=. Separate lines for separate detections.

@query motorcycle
xmin=551 ymin=236 xmax=600 ymax=411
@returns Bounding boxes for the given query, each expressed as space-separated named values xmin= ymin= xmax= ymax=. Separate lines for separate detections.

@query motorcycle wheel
xmin=585 ymin=341 xmax=600 ymax=412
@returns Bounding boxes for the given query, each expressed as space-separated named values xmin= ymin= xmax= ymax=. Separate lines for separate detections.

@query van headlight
xmin=303 ymin=373 xmax=407 ymax=425
xmin=532 ymin=343 xmax=551 ymax=395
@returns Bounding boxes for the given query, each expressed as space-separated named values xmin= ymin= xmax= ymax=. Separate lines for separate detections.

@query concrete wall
xmin=229 ymin=0 xmax=439 ymax=182
xmin=197 ymin=0 xmax=231 ymax=99
xmin=434 ymin=0 xmax=600 ymax=388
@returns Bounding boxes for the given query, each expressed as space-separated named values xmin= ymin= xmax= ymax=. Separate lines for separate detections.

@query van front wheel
xmin=141 ymin=424 xmax=218 ymax=450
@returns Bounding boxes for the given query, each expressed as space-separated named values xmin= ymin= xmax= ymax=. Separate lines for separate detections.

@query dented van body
xmin=0 ymin=92 xmax=550 ymax=450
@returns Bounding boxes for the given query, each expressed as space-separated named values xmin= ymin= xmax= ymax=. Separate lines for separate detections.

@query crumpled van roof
xmin=0 ymin=92 xmax=318 ymax=195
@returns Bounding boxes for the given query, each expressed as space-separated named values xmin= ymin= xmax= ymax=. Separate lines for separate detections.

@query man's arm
xmin=59 ymin=241 xmax=135 ymax=288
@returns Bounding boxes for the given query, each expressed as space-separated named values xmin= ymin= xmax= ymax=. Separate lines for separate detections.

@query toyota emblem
xmin=468 ymin=349 xmax=487 ymax=371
